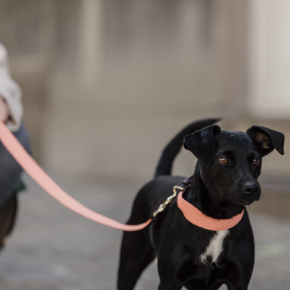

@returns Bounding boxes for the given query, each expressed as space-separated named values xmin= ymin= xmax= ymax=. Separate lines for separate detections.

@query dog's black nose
xmin=244 ymin=182 xmax=259 ymax=194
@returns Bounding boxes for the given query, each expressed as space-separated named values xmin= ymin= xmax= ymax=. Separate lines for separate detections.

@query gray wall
xmin=1 ymin=0 xmax=288 ymax=181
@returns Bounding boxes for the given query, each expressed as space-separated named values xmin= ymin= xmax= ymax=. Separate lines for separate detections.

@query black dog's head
xmin=184 ymin=125 xmax=285 ymax=206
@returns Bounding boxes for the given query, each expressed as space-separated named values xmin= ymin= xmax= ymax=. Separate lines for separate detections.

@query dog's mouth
xmin=236 ymin=199 xmax=257 ymax=206
xmin=229 ymin=192 xmax=261 ymax=206
xmin=217 ymin=187 xmax=261 ymax=206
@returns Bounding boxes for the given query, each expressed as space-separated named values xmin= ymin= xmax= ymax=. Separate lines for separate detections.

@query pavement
xmin=0 ymin=174 xmax=289 ymax=290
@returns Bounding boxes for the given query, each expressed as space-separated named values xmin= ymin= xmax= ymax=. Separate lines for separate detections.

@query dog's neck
xmin=183 ymin=163 xmax=244 ymax=220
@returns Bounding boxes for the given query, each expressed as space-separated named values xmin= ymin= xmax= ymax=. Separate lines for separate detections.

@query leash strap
xmin=0 ymin=122 xmax=151 ymax=231
xmin=0 ymin=122 xmax=244 ymax=232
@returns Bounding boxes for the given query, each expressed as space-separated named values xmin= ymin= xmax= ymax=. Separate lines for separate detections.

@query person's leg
xmin=0 ymin=193 xmax=17 ymax=249
xmin=0 ymin=123 xmax=30 ymax=248
xmin=0 ymin=123 xmax=31 ymax=205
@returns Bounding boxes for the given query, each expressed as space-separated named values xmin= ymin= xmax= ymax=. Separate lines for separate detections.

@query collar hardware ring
xmin=152 ymin=186 xmax=184 ymax=218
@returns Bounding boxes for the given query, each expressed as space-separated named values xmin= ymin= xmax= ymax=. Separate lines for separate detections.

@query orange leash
xmin=0 ymin=122 xmax=151 ymax=231
xmin=0 ymin=122 xmax=243 ymax=232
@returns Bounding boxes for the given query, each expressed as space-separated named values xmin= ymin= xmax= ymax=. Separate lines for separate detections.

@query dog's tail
xmin=154 ymin=118 xmax=220 ymax=178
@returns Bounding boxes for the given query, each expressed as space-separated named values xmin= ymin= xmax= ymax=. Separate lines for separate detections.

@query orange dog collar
xmin=177 ymin=191 xmax=244 ymax=231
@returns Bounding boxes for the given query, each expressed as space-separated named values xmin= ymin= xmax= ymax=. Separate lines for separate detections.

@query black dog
xmin=118 ymin=119 xmax=285 ymax=290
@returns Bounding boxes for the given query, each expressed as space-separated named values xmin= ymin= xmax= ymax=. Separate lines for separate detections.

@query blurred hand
xmin=0 ymin=95 xmax=9 ymax=123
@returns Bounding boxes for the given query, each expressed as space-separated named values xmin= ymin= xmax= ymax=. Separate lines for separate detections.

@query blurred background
xmin=0 ymin=0 xmax=290 ymax=289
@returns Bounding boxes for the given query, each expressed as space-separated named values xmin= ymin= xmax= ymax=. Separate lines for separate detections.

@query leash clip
xmin=152 ymin=186 xmax=183 ymax=219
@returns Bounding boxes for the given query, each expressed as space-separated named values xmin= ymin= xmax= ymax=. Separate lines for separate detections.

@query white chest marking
xmin=200 ymin=230 xmax=229 ymax=264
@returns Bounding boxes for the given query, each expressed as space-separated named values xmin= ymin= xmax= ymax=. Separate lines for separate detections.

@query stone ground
xmin=0 ymin=174 xmax=289 ymax=290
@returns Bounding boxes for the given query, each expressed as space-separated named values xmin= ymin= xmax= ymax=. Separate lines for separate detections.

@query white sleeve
xmin=0 ymin=43 xmax=23 ymax=131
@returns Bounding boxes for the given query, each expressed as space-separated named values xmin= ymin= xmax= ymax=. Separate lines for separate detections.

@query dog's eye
xmin=218 ymin=157 xmax=228 ymax=164
xmin=253 ymin=158 xmax=260 ymax=165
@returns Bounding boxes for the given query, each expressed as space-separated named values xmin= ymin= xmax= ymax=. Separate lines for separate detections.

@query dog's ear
xmin=247 ymin=126 xmax=285 ymax=156
xmin=184 ymin=125 xmax=221 ymax=166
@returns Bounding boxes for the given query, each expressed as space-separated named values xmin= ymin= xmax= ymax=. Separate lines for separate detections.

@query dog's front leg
xmin=221 ymin=260 xmax=252 ymax=290
xmin=226 ymin=283 xmax=248 ymax=290
xmin=223 ymin=237 xmax=254 ymax=290
xmin=157 ymin=261 xmax=184 ymax=290
xmin=158 ymin=281 xmax=183 ymax=290
xmin=223 ymin=272 xmax=250 ymax=290
xmin=157 ymin=254 xmax=193 ymax=290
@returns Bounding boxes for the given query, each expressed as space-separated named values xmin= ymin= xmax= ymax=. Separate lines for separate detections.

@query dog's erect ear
xmin=184 ymin=125 xmax=221 ymax=166
xmin=247 ymin=126 xmax=285 ymax=156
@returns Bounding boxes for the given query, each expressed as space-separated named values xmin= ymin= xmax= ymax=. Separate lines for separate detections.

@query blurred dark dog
xmin=117 ymin=119 xmax=284 ymax=290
